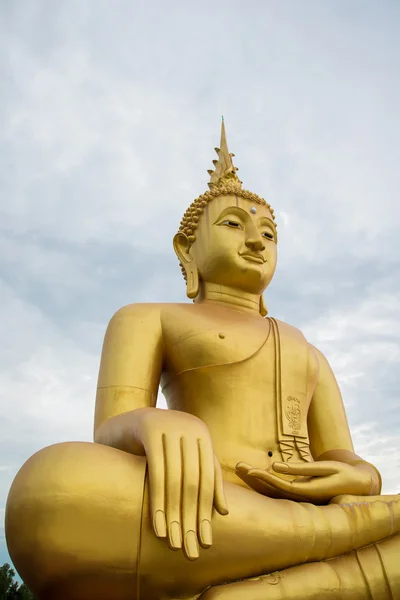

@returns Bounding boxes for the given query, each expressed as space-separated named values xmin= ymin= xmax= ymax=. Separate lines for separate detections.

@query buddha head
xmin=173 ymin=120 xmax=277 ymax=315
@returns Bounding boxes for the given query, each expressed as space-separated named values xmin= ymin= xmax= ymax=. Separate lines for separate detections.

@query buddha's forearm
xmin=317 ymin=449 xmax=382 ymax=495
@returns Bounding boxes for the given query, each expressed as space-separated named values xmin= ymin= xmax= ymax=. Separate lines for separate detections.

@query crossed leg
xmin=6 ymin=442 xmax=400 ymax=600
xmin=199 ymin=533 xmax=400 ymax=599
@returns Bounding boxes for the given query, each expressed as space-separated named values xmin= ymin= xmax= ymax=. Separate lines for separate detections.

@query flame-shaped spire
xmin=208 ymin=117 xmax=242 ymax=189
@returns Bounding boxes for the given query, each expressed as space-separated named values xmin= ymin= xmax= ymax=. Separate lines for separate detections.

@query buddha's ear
xmin=173 ymin=232 xmax=192 ymax=263
xmin=173 ymin=233 xmax=199 ymax=299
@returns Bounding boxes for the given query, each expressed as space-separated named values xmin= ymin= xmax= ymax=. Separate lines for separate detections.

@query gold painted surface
xmin=5 ymin=121 xmax=400 ymax=599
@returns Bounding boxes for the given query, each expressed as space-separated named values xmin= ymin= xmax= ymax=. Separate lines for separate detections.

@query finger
xmin=164 ymin=435 xmax=182 ymax=550
xmin=235 ymin=462 xmax=254 ymax=475
xmin=196 ymin=440 xmax=215 ymax=549
xmin=236 ymin=466 xmax=317 ymax=501
xmin=236 ymin=469 xmax=283 ymax=496
xmin=146 ymin=435 xmax=167 ymax=539
xmin=247 ymin=468 xmax=324 ymax=501
xmin=247 ymin=468 xmax=302 ymax=494
xmin=272 ymin=461 xmax=339 ymax=477
xmin=213 ymin=454 xmax=229 ymax=517
xmin=181 ymin=436 xmax=200 ymax=560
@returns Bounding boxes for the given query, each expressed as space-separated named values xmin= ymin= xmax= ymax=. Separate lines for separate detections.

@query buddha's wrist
xmin=316 ymin=451 xmax=382 ymax=495
xmin=347 ymin=460 xmax=382 ymax=495
xmin=94 ymin=409 xmax=151 ymax=455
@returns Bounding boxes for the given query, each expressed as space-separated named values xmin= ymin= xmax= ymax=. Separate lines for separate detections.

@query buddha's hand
xmin=133 ymin=407 xmax=229 ymax=560
xmin=235 ymin=460 xmax=374 ymax=504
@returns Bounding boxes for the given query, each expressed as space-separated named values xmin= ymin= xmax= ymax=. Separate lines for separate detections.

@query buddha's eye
xmin=221 ymin=220 xmax=242 ymax=229
xmin=262 ymin=231 xmax=275 ymax=241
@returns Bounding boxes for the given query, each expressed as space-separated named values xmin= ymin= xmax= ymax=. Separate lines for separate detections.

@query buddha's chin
xmin=200 ymin=261 xmax=272 ymax=294
xmin=236 ymin=266 xmax=271 ymax=293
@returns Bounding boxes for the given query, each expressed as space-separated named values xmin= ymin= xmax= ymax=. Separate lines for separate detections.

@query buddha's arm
xmin=308 ymin=345 xmax=382 ymax=495
xmin=93 ymin=303 xmax=228 ymax=559
xmin=93 ymin=303 xmax=164 ymax=453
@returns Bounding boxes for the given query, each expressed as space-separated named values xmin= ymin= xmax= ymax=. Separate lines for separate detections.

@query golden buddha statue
xmin=5 ymin=120 xmax=400 ymax=600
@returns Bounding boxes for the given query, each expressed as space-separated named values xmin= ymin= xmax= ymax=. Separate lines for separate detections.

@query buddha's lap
xmin=6 ymin=441 xmax=400 ymax=599
xmin=7 ymin=441 xmax=400 ymax=555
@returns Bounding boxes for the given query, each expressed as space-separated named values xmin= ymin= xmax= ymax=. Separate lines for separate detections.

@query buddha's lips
xmin=239 ymin=253 xmax=265 ymax=264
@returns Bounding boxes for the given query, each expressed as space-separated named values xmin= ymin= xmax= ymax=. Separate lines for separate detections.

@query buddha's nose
xmin=245 ymin=236 xmax=265 ymax=252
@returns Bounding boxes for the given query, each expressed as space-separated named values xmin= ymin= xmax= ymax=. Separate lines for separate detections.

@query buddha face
xmin=175 ymin=194 xmax=277 ymax=295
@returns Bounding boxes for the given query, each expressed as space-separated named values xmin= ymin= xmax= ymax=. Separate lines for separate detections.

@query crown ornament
xmin=207 ymin=117 xmax=243 ymax=189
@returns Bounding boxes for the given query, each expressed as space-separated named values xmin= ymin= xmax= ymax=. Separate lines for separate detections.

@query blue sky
xmin=1 ymin=0 xmax=400 ymax=574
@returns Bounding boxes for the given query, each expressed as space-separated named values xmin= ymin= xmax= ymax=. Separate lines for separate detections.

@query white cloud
xmin=0 ymin=280 xmax=96 ymax=445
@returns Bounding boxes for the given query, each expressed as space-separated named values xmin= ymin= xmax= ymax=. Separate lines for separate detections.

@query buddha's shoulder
xmin=273 ymin=318 xmax=320 ymax=355
xmin=274 ymin=317 xmax=307 ymax=339
xmin=109 ymin=302 xmax=193 ymax=323
xmin=276 ymin=318 xmax=325 ymax=360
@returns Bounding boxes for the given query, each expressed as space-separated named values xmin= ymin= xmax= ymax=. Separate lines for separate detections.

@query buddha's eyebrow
xmin=214 ymin=206 xmax=249 ymax=223
xmin=258 ymin=216 xmax=276 ymax=231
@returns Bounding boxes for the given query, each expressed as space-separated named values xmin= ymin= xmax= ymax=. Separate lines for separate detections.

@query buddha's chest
xmin=161 ymin=305 xmax=272 ymax=374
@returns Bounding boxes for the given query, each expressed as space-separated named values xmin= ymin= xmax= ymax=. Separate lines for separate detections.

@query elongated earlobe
xmin=259 ymin=295 xmax=268 ymax=316
xmin=173 ymin=232 xmax=200 ymax=299
xmin=186 ymin=262 xmax=199 ymax=299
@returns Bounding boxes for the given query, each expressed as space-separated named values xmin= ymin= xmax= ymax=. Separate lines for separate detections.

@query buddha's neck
xmin=195 ymin=282 xmax=261 ymax=316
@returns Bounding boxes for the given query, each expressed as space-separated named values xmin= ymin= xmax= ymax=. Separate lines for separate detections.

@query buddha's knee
xmin=5 ymin=442 xmax=147 ymax=599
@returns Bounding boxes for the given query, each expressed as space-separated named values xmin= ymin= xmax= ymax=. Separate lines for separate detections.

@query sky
xmin=1 ymin=0 xmax=400 ymax=575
